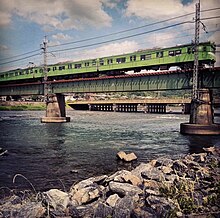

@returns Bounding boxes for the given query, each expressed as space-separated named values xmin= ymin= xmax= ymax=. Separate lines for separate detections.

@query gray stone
xmin=107 ymin=170 xmax=142 ymax=186
xmin=109 ymin=181 xmax=142 ymax=197
xmin=93 ymin=202 xmax=113 ymax=218
xmin=70 ymin=185 xmax=101 ymax=205
xmin=44 ymin=188 xmax=69 ymax=210
xmin=106 ymin=194 xmax=120 ymax=207
xmin=141 ymin=167 xmax=164 ymax=181
xmin=70 ymin=175 xmax=107 ymax=192
xmin=131 ymin=163 xmax=153 ymax=179
xmin=145 ymin=189 xmax=160 ymax=196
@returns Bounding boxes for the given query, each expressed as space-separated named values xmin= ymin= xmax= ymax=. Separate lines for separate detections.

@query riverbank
xmin=0 ymin=146 xmax=219 ymax=218
xmin=0 ymin=101 xmax=45 ymax=111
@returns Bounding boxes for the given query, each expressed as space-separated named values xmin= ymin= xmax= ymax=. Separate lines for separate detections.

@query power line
xmin=0 ymin=49 xmax=41 ymax=62
xmin=48 ymin=13 xmax=195 ymax=48
xmin=49 ymin=21 xmax=193 ymax=53
xmin=0 ymin=53 xmax=41 ymax=66
xmin=48 ymin=7 xmax=220 ymax=49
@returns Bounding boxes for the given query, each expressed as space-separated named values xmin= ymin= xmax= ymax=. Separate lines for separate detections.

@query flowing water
xmin=0 ymin=110 xmax=219 ymax=192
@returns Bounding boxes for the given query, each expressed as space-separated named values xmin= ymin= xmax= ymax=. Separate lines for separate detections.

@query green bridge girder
xmin=0 ymin=69 xmax=219 ymax=96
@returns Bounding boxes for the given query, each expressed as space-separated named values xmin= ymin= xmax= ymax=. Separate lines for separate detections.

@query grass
xmin=0 ymin=105 xmax=46 ymax=111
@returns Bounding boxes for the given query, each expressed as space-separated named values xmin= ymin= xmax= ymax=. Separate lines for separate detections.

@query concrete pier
xmin=41 ymin=94 xmax=70 ymax=123
xmin=180 ymin=89 xmax=220 ymax=135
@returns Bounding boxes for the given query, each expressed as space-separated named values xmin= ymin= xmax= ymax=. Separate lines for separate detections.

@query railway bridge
xmin=0 ymin=67 xmax=220 ymax=134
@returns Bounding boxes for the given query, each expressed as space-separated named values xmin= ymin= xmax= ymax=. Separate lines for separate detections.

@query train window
xmin=92 ymin=60 xmax=96 ymax=66
xmin=0 ymin=75 xmax=4 ymax=78
xmin=99 ymin=59 xmax=104 ymax=66
xmin=116 ymin=57 xmax=126 ymax=63
xmin=187 ymin=47 xmax=191 ymax=54
xmin=68 ymin=64 xmax=72 ymax=69
xmin=203 ymin=46 xmax=207 ymax=52
xmin=59 ymin=66 xmax=65 ymax=70
xmin=130 ymin=55 xmax=136 ymax=61
xmin=146 ymin=54 xmax=151 ymax=60
xmin=15 ymin=72 xmax=18 ymax=76
xmin=9 ymin=73 xmax=14 ymax=77
xmin=39 ymin=68 xmax=43 ymax=73
xmin=75 ymin=64 xmax=82 ymax=69
xmin=140 ymin=55 xmax=146 ymax=60
xmin=19 ymin=71 xmax=24 ymax=75
xmin=169 ymin=51 xmax=175 ymax=56
xmin=35 ymin=70 xmax=38 ymax=73
xmin=107 ymin=59 xmax=113 ymax=64
xmin=53 ymin=66 xmax=57 ymax=71
xmin=5 ymin=73 xmax=8 ymax=77
xmin=156 ymin=51 xmax=163 ymax=58
xmin=47 ymin=68 xmax=51 ymax=72
xmin=175 ymin=50 xmax=181 ymax=56
xmin=25 ymin=69 xmax=29 ymax=74
xmin=30 ymin=70 xmax=33 ymax=74
xmin=85 ymin=62 xmax=89 ymax=67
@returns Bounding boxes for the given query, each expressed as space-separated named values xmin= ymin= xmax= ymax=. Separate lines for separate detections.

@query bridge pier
xmin=180 ymin=89 xmax=220 ymax=135
xmin=41 ymin=94 xmax=70 ymax=123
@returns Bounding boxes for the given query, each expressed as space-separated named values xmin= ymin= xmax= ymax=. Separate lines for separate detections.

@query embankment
xmin=0 ymin=147 xmax=219 ymax=217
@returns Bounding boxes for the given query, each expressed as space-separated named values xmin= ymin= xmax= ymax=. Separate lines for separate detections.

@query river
xmin=0 ymin=110 xmax=219 ymax=192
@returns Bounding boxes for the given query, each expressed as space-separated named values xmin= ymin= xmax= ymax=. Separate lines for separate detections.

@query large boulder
xmin=109 ymin=181 xmax=142 ymax=197
xmin=106 ymin=170 xmax=142 ymax=186
xmin=43 ymin=189 xmax=70 ymax=211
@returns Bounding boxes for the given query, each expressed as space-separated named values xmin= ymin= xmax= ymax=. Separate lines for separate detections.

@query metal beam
xmin=0 ymin=68 xmax=219 ymax=96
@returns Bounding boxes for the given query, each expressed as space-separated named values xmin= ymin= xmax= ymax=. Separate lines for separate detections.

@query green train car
xmin=0 ymin=41 xmax=216 ymax=84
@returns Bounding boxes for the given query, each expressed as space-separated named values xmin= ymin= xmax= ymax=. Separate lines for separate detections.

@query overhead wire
xmin=1 ymin=7 xmax=219 ymax=68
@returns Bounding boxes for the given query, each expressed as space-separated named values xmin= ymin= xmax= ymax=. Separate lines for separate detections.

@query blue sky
xmin=0 ymin=0 xmax=219 ymax=72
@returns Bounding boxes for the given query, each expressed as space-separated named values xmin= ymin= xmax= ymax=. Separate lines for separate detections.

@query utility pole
xmin=41 ymin=36 xmax=49 ymax=102
xmin=193 ymin=1 xmax=200 ymax=99
xmin=191 ymin=1 xmax=200 ymax=123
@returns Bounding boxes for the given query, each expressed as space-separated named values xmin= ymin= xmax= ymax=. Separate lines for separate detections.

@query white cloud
xmin=125 ymin=0 xmax=195 ymax=20
xmin=0 ymin=0 xmax=112 ymax=30
xmin=49 ymin=40 xmax=140 ymax=64
xmin=52 ymin=33 xmax=72 ymax=41
xmin=0 ymin=44 xmax=8 ymax=50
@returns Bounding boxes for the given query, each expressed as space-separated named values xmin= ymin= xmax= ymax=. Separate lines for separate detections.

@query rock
xmin=113 ymin=196 xmax=134 ymax=217
xmin=117 ymin=151 xmax=137 ymax=162
xmin=131 ymin=163 xmax=153 ymax=179
xmin=145 ymin=189 xmax=160 ymax=196
xmin=70 ymin=175 xmax=107 ymax=192
xmin=203 ymin=146 xmax=220 ymax=156
xmin=191 ymin=153 xmax=207 ymax=162
xmin=109 ymin=181 xmax=142 ymax=197
xmin=107 ymin=170 xmax=142 ymax=186
xmin=70 ymin=185 xmax=101 ymax=205
xmin=154 ymin=157 xmax=173 ymax=167
xmin=141 ymin=167 xmax=164 ymax=181
xmin=44 ymin=189 xmax=69 ymax=211
xmin=143 ymin=179 xmax=160 ymax=189
xmin=93 ymin=202 xmax=113 ymax=218
xmin=106 ymin=194 xmax=120 ymax=207
xmin=172 ymin=160 xmax=188 ymax=173
xmin=160 ymin=166 xmax=173 ymax=174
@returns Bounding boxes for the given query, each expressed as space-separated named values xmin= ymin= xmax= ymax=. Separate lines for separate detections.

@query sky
xmin=0 ymin=0 xmax=219 ymax=72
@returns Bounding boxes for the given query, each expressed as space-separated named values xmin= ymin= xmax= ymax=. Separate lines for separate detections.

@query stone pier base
xmin=41 ymin=94 xmax=70 ymax=123
xmin=180 ymin=89 xmax=220 ymax=135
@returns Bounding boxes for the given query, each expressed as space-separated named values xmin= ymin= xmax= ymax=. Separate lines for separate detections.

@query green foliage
xmin=0 ymin=105 xmax=45 ymax=111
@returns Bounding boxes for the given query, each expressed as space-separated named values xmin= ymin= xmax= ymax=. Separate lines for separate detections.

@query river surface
xmin=0 ymin=110 xmax=220 ymax=192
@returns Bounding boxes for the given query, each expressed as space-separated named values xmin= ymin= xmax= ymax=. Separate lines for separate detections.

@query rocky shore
xmin=0 ymin=147 xmax=219 ymax=218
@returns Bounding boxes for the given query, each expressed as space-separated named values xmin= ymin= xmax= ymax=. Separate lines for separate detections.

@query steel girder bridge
xmin=0 ymin=67 xmax=219 ymax=96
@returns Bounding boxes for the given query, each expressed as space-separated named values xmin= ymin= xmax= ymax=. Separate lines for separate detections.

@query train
xmin=0 ymin=41 xmax=216 ymax=84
